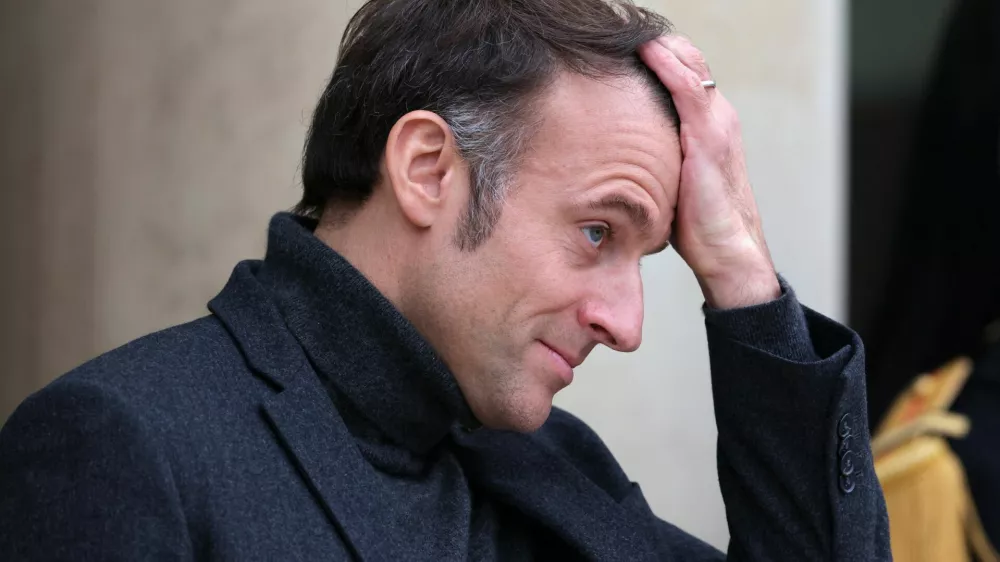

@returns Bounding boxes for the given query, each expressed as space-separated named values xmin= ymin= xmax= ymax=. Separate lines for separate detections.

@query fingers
xmin=637 ymin=39 xmax=714 ymax=129
xmin=659 ymin=36 xmax=713 ymax=82
xmin=663 ymin=36 xmax=720 ymax=109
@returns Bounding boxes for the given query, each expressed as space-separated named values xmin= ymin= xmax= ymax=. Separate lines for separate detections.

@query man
xmin=0 ymin=0 xmax=890 ymax=560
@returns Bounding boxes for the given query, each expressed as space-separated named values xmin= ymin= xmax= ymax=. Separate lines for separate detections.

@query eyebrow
xmin=588 ymin=193 xmax=653 ymax=234
xmin=586 ymin=193 xmax=670 ymax=255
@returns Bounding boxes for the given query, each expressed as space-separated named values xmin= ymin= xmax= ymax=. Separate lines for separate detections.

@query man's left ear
xmin=383 ymin=110 xmax=463 ymax=229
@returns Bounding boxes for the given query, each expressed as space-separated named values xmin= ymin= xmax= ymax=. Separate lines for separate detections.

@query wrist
xmin=698 ymin=264 xmax=780 ymax=310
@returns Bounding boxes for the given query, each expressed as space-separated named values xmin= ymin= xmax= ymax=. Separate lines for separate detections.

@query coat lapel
xmin=453 ymin=429 xmax=659 ymax=561
xmin=262 ymin=381 xmax=414 ymax=562
xmin=210 ymin=261 xmax=409 ymax=562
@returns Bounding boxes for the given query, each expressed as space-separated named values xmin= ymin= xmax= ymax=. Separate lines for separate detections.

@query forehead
xmin=519 ymin=72 xmax=681 ymax=228
xmin=522 ymin=71 xmax=681 ymax=210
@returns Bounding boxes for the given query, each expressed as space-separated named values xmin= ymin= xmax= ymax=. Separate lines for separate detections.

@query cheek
xmin=483 ymin=205 xmax=588 ymax=320
xmin=505 ymin=253 xmax=590 ymax=325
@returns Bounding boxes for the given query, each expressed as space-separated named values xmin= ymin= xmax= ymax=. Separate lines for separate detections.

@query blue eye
xmin=581 ymin=225 xmax=609 ymax=248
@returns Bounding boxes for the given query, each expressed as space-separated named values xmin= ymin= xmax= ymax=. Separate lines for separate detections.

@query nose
xmin=578 ymin=266 xmax=644 ymax=352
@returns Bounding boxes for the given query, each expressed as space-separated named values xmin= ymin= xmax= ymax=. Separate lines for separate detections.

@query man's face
xmin=406 ymin=72 xmax=680 ymax=431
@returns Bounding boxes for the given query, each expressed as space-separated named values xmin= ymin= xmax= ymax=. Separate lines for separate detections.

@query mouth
xmin=539 ymin=341 xmax=579 ymax=386
xmin=541 ymin=342 xmax=581 ymax=369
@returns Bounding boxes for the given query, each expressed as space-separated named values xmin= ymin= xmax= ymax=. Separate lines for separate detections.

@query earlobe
xmin=384 ymin=110 xmax=458 ymax=228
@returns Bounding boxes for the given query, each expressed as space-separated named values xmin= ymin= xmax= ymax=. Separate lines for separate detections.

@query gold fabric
xmin=873 ymin=358 xmax=999 ymax=562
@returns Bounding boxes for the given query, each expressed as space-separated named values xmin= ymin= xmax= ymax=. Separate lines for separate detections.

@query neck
xmin=314 ymin=194 xmax=412 ymax=310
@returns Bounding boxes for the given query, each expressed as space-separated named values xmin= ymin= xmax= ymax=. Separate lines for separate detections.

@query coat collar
xmin=210 ymin=254 xmax=416 ymax=561
xmin=232 ymin=212 xmax=477 ymax=455
xmin=207 ymin=212 xmax=475 ymax=561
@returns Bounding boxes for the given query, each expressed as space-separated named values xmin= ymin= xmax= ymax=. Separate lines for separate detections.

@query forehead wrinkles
xmin=520 ymin=73 xmax=678 ymax=212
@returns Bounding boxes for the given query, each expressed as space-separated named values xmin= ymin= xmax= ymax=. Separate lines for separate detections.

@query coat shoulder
xmin=0 ymin=316 xmax=270 ymax=561
xmin=50 ymin=315 xmax=261 ymax=404
xmin=6 ymin=315 xmax=268 ymax=450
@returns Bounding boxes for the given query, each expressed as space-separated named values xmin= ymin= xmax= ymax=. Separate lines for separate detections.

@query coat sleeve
xmin=0 ymin=378 xmax=193 ymax=561
xmin=697 ymin=277 xmax=891 ymax=560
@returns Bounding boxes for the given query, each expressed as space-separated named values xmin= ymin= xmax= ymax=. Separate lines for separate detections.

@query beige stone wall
xmin=90 ymin=1 xmax=366 ymax=352
xmin=1 ymin=1 xmax=102 ymax=417
xmin=1 ymin=0 xmax=845 ymax=550
xmin=1 ymin=1 xmax=360 ymax=409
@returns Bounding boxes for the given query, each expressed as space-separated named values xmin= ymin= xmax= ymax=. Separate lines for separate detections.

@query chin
xmin=472 ymin=386 xmax=556 ymax=433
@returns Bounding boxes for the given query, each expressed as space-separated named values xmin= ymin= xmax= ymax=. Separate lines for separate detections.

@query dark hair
xmin=299 ymin=0 xmax=676 ymax=248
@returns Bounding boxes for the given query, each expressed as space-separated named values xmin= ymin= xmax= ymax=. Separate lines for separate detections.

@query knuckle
xmin=683 ymin=72 xmax=703 ymax=91
xmin=726 ymin=110 xmax=742 ymax=133
xmin=690 ymin=51 xmax=708 ymax=70
xmin=708 ymin=128 xmax=733 ymax=158
xmin=678 ymin=42 xmax=710 ymax=72
xmin=715 ymin=140 xmax=733 ymax=164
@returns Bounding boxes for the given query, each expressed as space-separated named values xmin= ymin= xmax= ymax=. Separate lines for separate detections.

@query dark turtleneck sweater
xmin=256 ymin=214 xmax=544 ymax=559
xmin=253 ymin=213 xmax=825 ymax=559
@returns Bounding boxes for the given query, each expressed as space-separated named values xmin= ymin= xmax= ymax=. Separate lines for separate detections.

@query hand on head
xmin=639 ymin=36 xmax=779 ymax=309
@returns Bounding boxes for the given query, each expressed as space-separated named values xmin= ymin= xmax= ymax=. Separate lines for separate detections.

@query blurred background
xmin=1 ymin=0 xmax=997 ymax=556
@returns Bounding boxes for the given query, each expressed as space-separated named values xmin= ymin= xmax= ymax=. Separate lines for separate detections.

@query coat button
xmin=840 ymin=450 xmax=855 ymax=476
xmin=840 ymin=474 xmax=856 ymax=494
xmin=837 ymin=412 xmax=857 ymax=495
xmin=838 ymin=414 xmax=853 ymax=438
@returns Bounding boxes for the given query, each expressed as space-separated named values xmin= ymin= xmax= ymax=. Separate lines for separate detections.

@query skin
xmin=318 ymin=37 xmax=779 ymax=432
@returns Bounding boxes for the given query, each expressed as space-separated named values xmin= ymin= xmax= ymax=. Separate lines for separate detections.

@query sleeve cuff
xmin=702 ymin=275 xmax=820 ymax=363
